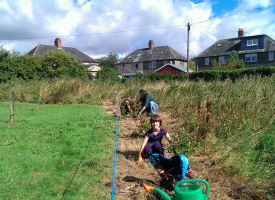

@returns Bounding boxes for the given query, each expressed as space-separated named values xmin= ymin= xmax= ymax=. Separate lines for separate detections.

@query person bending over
xmin=137 ymin=89 xmax=159 ymax=118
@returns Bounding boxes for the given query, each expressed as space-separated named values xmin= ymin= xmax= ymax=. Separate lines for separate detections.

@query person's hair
xmin=139 ymin=89 xmax=148 ymax=102
xmin=139 ymin=89 xmax=148 ymax=96
xmin=150 ymin=114 xmax=162 ymax=127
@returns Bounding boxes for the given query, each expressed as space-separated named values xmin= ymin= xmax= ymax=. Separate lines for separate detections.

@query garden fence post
xmin=10 ymin=104 xmax=14 ymax=124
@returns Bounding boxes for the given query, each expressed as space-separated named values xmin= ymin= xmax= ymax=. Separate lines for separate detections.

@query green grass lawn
xmin=0 ymin=102 xmax=115 ymax=199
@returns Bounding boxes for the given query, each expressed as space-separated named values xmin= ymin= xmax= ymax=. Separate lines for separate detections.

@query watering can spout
xmin=142 ymin=183 xmax=154 ymax=192
xmin=142 ymin=183 xmax=171 ymax=200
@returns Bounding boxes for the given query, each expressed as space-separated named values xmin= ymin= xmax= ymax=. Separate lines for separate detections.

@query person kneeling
xmin=137 ymin=114 xmax=172 ymax=164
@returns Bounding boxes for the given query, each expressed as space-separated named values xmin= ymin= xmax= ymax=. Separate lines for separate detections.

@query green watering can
xmin=143 ymin=179 xmax=209 ymax=200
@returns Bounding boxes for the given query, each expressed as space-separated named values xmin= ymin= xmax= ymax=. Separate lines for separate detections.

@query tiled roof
xmin=195 ymin=34 xmax=275 ymax=58
xmin=27 ymin=45 xmax=98 ymax=63
xmin=119 ymin=46 xmax=187 ymax=63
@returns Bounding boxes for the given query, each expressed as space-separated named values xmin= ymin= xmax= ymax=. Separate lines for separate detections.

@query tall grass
xmin=0 ymin=103 xmax=115 ymax=199
xmin=1 ymin=75 xmax=275 ymax=198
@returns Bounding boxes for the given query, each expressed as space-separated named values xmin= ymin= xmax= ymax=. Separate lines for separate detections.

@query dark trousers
xmin=143 ymin=142 xmax=163 ymax=158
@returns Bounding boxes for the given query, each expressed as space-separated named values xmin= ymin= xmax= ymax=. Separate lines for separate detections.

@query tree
xmin=42 ymin=50 xmax=85 ymax=78
xmin=97 ymin=52 xmax=120 ymax=69
xmin=189 ymin=60 xmax=196 ymax=71
xmin=0 ymin=46 xmax=21 ymax=82
xmin=212 ymin=50 xmax=245 ymax=70
xmin=13 ymin=55 xmax=44 ymax=80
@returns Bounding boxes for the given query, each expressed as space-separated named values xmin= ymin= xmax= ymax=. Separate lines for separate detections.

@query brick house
xmin=116 ymin=40 xmax=187 ymax=78
xmin=195 ymin=29 xmax=275 ymax=70
xmin=28 ymin=38 xmax=99 ymax=74
xmin=156 ymin=63 xmax=193 ymax=75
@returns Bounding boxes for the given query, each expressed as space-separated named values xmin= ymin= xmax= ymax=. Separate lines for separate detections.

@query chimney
xmin=54 ymin=38 xmax=62 ymax=49
xmin=148 ymin=40 xmax=155 ymax=50
xmin=238 ymin=28 xmax=244 ymax=39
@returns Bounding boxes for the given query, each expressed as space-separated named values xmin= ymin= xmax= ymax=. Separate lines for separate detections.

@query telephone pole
xmin=187 ymin=22 xmax=190 ymax=78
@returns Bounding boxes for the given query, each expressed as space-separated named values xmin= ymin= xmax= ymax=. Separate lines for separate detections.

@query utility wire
xmin=190 ymin=4 xmax=275 ymax=25
xmin=0 ymin=4 xmax=274 ymax=41
xmin=191 ymin=25 xmax=245 ymax=33
xmin=161 ymin=27 xmax=187 ymax=47
xmin=191 ymin=26 xmax=217 ymax=42
xmin=0 ymin=25 xmax=186 ymax=41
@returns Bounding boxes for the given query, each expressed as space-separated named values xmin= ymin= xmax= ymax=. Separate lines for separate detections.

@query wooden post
xmin=10 ymin=104 xmax=14 ymax=124
xmin=206 ymin=99 xmax=211 ymax=126
xmin=197 ymin=100 xmax=201 ymax=120
xmin=197 ymin=100 xmax=201 ymax=140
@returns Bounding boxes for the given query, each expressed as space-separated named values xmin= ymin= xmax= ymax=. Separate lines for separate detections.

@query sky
xmin=0 ymin=0 xmax=275 ymax=59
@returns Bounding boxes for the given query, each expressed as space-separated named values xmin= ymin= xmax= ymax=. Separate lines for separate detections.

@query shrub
xmin=42 ymin=50 xmax=85 ymax=78
xmin=95 ymin=66 xmax=120 ymax=82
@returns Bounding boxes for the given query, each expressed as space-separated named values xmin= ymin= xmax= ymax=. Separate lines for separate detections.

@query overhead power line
xmin=191 ymin=4 xmax=275 ymax=25
xmin=0 ymin=25 xmax=186 ymax=41
xmin=0 ymin=4 xmax=274 ymax=41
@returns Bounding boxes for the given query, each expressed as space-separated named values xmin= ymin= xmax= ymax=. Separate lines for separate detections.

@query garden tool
xmin=143 ymin=179 xmax=210 ymax=200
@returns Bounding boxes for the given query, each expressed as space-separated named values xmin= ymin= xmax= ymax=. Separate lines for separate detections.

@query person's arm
xmin=165 ymin=132 xmax=172 ymax=143
xmin=125 ymin=100 xmax=132 ymax=112
xmin=138 ymin=136 xmax=149 ymax=155
xmin=137 ymin=106 xmax=146 ymax=118
xmin=137 ymin=136 xmax=149 ymax=163
xmin=137 ymin=96 xmax=150 ymax=117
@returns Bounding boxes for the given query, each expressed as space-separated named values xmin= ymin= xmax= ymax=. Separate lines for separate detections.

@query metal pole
xmin=187 ymin=22 xmax=190 ymax=79
xmin=111 ymin=92 xmax=119 ymax=200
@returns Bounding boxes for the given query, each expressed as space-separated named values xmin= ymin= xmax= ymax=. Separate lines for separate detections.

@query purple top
xmin=145 ymin=127 xmax=168 ymax=144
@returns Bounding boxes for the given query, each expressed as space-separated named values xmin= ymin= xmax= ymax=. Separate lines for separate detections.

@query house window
xmin=122 ymin=65 xmax=125 ymax=71
xmin=132 ymin=63 xmax=138 ymax=70
xmin=205 ymin=58 xmax=209 ymax=65
xmin=219 ymin=56 xmax=229 ymax=64
xmin=247 ymin=39 xmax=258 ymax=46
xmin=245 ymin=54 xmax=257 ymax=62
xmin=268 ymin=52 xmax=274 ymax=61
xmin=163 ymin=60 xmax=168 ymax=65
xmin=149 ymin=61 xmax=156 ymax=68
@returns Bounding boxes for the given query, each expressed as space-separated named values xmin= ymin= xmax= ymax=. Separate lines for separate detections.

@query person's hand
xmin=136 ymin=154 xmax=143 ymax=164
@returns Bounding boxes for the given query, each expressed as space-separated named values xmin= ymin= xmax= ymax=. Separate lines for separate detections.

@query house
xmin=156 ymin=63 xmax=193 ymax=75
xmin=85 ymin=65 xmax=101 ymax=77
xmin=116 ymin=40 xmax=187 ymax=78
xmin=195 ymin=28 xmax=275 ymax=70
xmin=28 ymin=38 xmax=99 ymax=74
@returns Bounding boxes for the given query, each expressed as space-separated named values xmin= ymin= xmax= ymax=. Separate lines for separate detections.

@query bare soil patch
xmin=101 ymin=101 xmax=260 ymax=200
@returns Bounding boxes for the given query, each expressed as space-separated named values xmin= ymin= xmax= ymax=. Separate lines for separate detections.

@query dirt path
xmin=102 ymin=101 xmax=243 ymax=200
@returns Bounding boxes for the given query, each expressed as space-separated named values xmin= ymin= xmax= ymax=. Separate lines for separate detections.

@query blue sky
xmin=0 ymin=0 xmax=275 ymax=59
xmin=192 ymin=0 xmax=239 ymax=17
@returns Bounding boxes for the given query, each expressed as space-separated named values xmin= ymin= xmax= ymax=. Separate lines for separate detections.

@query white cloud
xmin=46 ymin=10 xmax=83 ymax=35
xmin=15 ymin=0 xmax=34 ymax=20
xmin=0 ymin=0 xmax=14 ymax=14
xmin=241 ymin=0 xmax=272 ymax=9
xmin=0 ymin=0 xmax=274 ymax=59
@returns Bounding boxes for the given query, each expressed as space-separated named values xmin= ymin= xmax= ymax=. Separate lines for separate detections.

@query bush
xmin=42 ymin=50 xmax=85 ymax=78
xmin=189 ymin=67 xmax=275 ymax=82
xmin=0 ymin=47 xmax=87 ymax=82
xmin=95 ymin=66 xmax=120 ymax=82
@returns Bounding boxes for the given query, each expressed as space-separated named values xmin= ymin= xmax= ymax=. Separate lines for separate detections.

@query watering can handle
xmin=175 ymin=179 xmax=210 ymax=195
